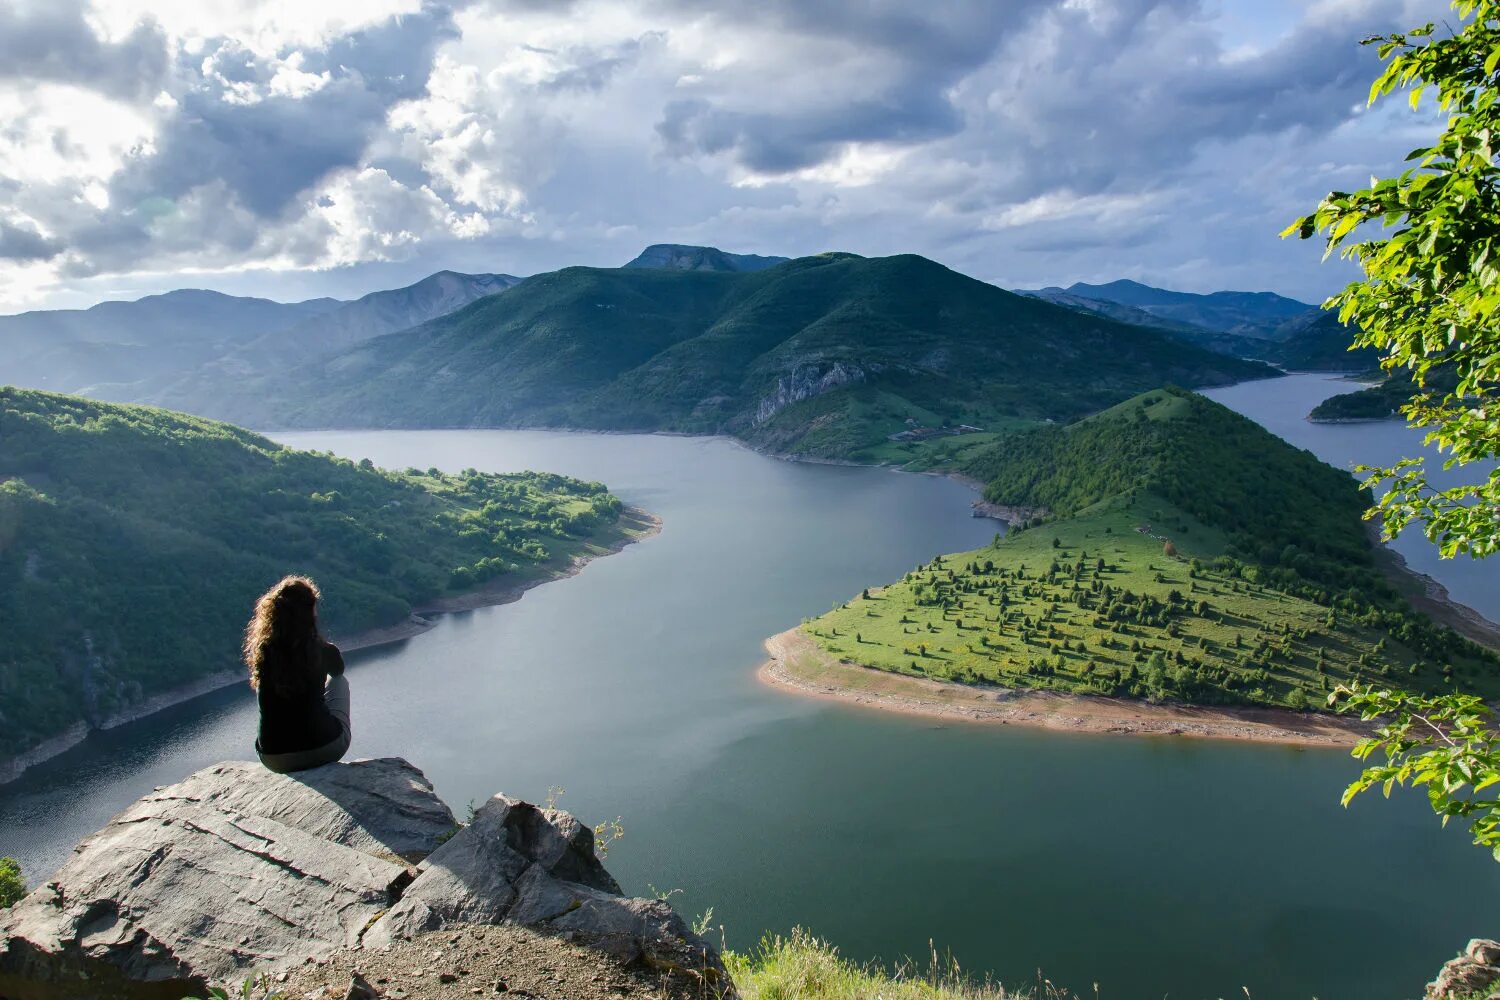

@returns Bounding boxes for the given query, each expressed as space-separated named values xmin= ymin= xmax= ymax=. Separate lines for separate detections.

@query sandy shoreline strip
xmin=0 ymin=507 xmax=661 ymax=786
xmin=758 ymin=626 xmax=1371 ymax=747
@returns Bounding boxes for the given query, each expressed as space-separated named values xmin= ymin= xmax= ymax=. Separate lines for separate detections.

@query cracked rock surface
xmin=0 ymin=758 xmax=730 ymax=1000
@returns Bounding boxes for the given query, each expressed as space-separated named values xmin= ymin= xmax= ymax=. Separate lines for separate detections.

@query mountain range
xmin=142 ymin=270 xmax=520 ymax=412
xmin=148 ymin=252 xmax=1272 ymax=459
xmin=1019 ymin=279 xmax=1379 ymax=371
xmin=2 ymin=246 xmax=1385 ymax=453
xmin=0 ymin=290 xmax=340 ymax=397
xmin=1 ymin=271 xmax=520 ymax=400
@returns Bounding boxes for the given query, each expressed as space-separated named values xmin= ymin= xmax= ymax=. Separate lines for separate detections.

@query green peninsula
xmin=0 ymin=388 xmax=644 ymax=766
xmin=802 ymin=388 xmax=1498 ymax=713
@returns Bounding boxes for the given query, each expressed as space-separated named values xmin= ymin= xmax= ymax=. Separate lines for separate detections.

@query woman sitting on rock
xmin=246 ymin=575 xmax=351 ymax=773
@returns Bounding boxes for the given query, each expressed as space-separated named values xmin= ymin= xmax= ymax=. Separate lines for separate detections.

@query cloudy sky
xmin=0 ymin=0 xmax=1452 ymax=312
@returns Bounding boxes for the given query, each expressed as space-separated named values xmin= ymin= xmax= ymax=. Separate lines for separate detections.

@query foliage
xmin=814 ymin=389 xmax=1499 ymax=710
xmin=0 ymin=857 xmax=23 ymax=908
xmin=1283 ymin=0 xmax=1500 ymax=862
xmin=1310 ymin=356 xmax=1463 ymax=424
xmin=812 ymin=496 xmax=1497 ymax=710
xmin=725 ymin=928 xmax=1079 ymax=1000
xmin=0 ymin=388 xmax=629 ymax=761
xmin=966 ymin=388 xmax=1383 ymax=596
xmin=1333 ymin=683 xmax=1500 ymax=859
xmin=157 ymin=254 xmax=1271 ymax=461
xmin=182 ymin=974 xmax=286 ymax=1000
xmin=1286 ymin=0 xmax=1500 ymax=559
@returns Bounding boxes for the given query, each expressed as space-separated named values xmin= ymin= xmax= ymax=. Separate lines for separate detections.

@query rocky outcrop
xmin=754 ymin=361 xmax=876 ymax=425
xmin=1428 ymin=939 xmax=1500 ymax=998
xmin=622 ymin=243 xmax=788 ymax=273
xmin=0 ymin=758 xmax=731 ymax=999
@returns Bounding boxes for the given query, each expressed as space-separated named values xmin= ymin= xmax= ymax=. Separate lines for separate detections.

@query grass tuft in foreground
xmin=726 ymin=929 xmax=1081 ymax=1000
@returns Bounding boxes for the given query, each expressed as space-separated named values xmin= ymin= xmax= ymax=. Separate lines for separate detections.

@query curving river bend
xmin=1 ymin=373 xmax=1496 ymax=999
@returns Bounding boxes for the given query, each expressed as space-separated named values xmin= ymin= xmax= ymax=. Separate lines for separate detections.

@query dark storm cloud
xmin=0 ymin=2 xmax=168 ymax=100
xmin=657 ymin=91 xmax=964 ymax=174
xmin=967 ymin=0 xmax=1398 ymax=199
xmin=0 ymin=0 xmax=1459 ymax=309
xmin=99 ymin=4 xmax=459 ymax=231
xmin=649 ymin=0 xmax=1419 ymax=194
xmin=0 ymin=219 xmax=63 ymax=262
xmin=653 ymin=0 xmax=1052 ymax=173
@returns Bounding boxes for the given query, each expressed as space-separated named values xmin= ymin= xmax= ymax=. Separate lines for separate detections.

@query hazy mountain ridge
xmin=1057 ymin=279 xmax=1314 ymax=337
xmin=173 ymin=252 xmax=1273 ymax=459
xmin=145 ymin=270 xmax=522 ymax=413
xmin=1021 ymin=279 xmax=1379 ymax=372
xmin=0 ymin=290 xmax=342 ymax=395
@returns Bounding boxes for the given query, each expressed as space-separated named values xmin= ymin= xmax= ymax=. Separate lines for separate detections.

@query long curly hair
xmin=244 ymin=576 xmax=322 ymax=696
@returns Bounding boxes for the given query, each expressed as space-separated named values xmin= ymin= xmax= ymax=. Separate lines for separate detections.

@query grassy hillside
xmin=167 ymin=253 xmax=1272 ymax=461
xmin=0 ymin=388 xmax=636 ymax=762
xmin=808 ymin=389 xmax=1498 ymax=711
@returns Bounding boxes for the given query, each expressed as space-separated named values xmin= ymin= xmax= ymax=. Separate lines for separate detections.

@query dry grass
xmin=725 ymin=928 xmax=1084 ymax=1000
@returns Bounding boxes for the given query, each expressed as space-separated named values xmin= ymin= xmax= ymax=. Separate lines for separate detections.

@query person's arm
xmin=323 ymin=641 xmax=345 ymax=677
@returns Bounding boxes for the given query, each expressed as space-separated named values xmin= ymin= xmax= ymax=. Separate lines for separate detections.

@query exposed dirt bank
xmin=758 ymin=627 xmax=1370 ymax=748
xmin=277 ymin=922 xmax=712 ymax=1000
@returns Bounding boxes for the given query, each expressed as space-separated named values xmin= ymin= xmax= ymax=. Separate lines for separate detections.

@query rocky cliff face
xmin=753 ymin=361 xmax=874 ymax=426
xmin=0 ymin=759 xmax=729 ymax=999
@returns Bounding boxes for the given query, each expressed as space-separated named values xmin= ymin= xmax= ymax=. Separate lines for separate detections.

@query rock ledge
xmin=0 ymin=758 xmax=729 ymax=999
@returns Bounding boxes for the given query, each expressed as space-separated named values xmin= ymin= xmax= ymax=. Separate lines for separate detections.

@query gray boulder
xmin=363 ymin=795 xmax=728 ymax=990
xmin=0 ymin=759 xmax=732 ymax=999
xmin=0 ymin=758 xmax=452 ymax=1000
xmin=136 ymin=758 xmax=457 ymax=863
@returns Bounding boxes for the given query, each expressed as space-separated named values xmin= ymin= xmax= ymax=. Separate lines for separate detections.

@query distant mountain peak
xmin=1065 ymin=279 xmax=1311 ymax=309
xmin=622 ymin=244 xmax=789 ymax=273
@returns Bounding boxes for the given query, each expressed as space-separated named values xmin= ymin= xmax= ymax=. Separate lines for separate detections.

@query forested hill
xmin=965 ymin=387 xmax=1377 ymax=594
xmin=165 ymin=253 xmax=1273 ymax=461
xmin=807 ymin=387 xmax=1499 ymax=712
xmin=0 ymin=389 xmax=635 ymax=766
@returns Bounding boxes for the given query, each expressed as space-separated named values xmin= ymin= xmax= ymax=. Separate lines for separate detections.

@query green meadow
xmin=809 ymin=389 xmax=1500 ymax=711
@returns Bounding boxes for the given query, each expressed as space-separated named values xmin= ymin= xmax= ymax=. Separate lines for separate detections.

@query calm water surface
xmin=1202 ymin=373 xmax=1499 ymax=622
xmin=1 ymin=374 xmax=1497 ymax=999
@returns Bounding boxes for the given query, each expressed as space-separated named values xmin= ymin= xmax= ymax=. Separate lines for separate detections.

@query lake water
xmin=2 ymin=373 xmax=1497 ymax=999
xmin=1202 ymin=373 xmax=1499 ymax=623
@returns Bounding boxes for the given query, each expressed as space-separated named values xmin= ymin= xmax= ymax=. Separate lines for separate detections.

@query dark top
xmin=255 ymin=639 xmax=345 ymax=755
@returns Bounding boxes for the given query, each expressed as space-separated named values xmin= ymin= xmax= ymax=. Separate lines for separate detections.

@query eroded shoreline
xmin=0 ymin=507 xmax=661 ymax=786
xmin=758 ymin=627 xmax=1372 ymax=747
